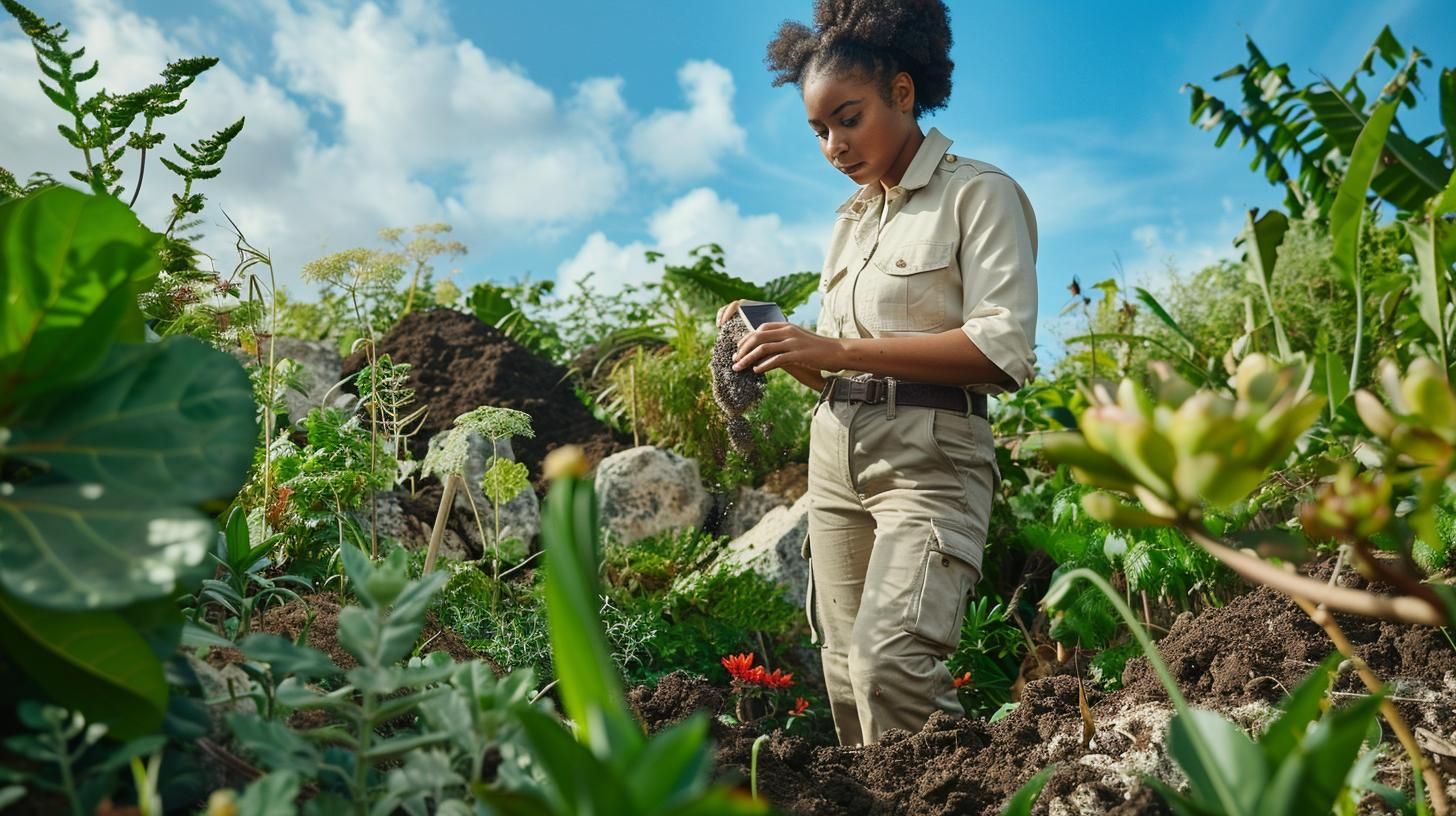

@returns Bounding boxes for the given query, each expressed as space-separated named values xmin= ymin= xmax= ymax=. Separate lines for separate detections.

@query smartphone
xmin=737 ymin=300 xmax=787 ymax=330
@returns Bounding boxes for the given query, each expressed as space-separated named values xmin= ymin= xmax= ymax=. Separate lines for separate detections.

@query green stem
xmin=1049 ymin=568 xmax=1242 ymax=816
xmin=750 ymin=733 xmax=771 ymax=801
xmin=354 ymin=691 xmax=374 ymax=816
xmin=50 ymin=723 xmax=83 ymax=816
xmin=1348 ymin=216 xmax=1365 ymax=393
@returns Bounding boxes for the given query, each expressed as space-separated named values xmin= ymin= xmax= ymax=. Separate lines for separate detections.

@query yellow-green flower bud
xmin=1354 ymin=389 xmax=1397 ymax=440
xmin=1402 ymin=358 xmax=1456 ymax=435
xmin=1081 ymin=491 xmax=1173 ymax=527
xmin=1299 ymin=466 xmax=1391 ymax=541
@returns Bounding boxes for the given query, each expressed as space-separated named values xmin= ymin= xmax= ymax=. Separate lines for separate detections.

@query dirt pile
xmin=341 ymin=308 xmax=629 ymax=491
xmin=632 ymin=584 xmax=1456 ymax=815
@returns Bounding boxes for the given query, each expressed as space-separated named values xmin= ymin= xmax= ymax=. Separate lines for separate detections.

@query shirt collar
xmin=835 ymin=127 xmax=954 ymax=214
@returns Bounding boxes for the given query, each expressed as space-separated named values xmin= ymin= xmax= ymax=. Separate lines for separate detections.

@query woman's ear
xmin=892 ymin=71 xmax=916 ymax=115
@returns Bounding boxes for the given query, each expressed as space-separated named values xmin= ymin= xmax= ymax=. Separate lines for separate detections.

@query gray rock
xmin=595 ymin=446 xmax=712 ymax=546
xmin=453 ymin=435 xmax=539 ymax=554
xmin=257 ymin=336 xmax=353 ymax=424
xmin=714 ymin=492 xmax=811 ymax=608
xmin=719 ymin=485 xmax=790 ymax=540
xmin=373 ymin=489 xmax=472 ymax=562
xmin=186 ymin=654 xmax=257 ymax=737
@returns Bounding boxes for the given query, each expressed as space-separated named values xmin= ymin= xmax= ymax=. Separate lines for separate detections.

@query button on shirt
xmin=815 ymin=127 xmax=1039 ymax=395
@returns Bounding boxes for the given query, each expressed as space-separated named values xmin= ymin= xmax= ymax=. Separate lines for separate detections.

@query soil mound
xmin=341 ymin=308 xmax=629 ymax=491
xmin=634 ymin=585 xmax=1456 ymax=815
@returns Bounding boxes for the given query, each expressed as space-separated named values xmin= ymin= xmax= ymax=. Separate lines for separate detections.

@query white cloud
xmin=1120 ymin=202 xmax=1243 ymax=292
xmin=0 ymin=0 xmax=721 ymax=292
xmin=557 ymin=187 xmax=830 ymax=312
xmin=628 ymin=60 xmax=746 ymax=183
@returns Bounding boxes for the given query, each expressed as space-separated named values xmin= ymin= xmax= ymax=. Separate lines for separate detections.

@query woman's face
xmin=802 ymin=67 xmax=916 ymax=188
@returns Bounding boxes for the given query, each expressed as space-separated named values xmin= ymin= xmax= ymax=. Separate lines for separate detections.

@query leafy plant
xmin=477 ymin=445 xmax=766 ymax=815
xmin=0 ymin=186 xmax=255 ymax=738
xmin=946 ymin=595 xmax=1031 ymax=719
xmin=420 ymin=406 xmax=536 ymax=602
xmin=188 ymin=506 xmax=309 ymax=639
xmin=1183 ymin=27 xmax=1446 ymax=220
xmin=1045 ymin=570 xmax=1393 ymax=816
xmin=0 ymin=702 xmax=167 ymax=816
xmin=603 ymin=529 xmax=803 ymax=687
xmin=1 ymin=0 xmax=259 ymax=348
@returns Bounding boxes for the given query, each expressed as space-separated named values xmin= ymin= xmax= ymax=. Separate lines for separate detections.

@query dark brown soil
xmin=761 ymin=462 xmax=808 ymax=502
xmin=631 ymin=584 xmax=1456 ymax=815
xmin=243 ymin=592 xmax=503 ymax=673
xmin=340 ymin=308 xmax=629 ymax=493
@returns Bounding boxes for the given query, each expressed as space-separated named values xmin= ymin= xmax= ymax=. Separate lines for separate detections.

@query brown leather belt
xmin=818 ymin=376 xmax=987 ymax=418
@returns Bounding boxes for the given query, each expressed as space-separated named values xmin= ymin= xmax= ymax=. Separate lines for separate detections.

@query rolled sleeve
xmin=955 ymin=170 xmax=1039 ymax=393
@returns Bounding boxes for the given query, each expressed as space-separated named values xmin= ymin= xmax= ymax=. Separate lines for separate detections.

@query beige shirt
xmin=816 ymin=127 xmax=1039 ymax=394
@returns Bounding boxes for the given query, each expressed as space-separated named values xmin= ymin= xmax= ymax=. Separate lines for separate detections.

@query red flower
xmin=789 ymin=697 xmax=810 ymax=717
xmin=952 ymin=671 xmax=972 ymax=689
xmin=761 ymin=669 xmax=794 ymax=689
xmin=722 ymin=653 xmax=794 ymax=689
xmin=721 ymin=653 xmax=756 ymax=681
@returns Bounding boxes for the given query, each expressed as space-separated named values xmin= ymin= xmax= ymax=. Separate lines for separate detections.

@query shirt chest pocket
xmin=855 ymin=240 xmax=956 ymax=333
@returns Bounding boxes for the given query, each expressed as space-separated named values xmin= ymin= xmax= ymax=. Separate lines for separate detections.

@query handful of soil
xmin=710 ymin=317 xmax=765 ymax=455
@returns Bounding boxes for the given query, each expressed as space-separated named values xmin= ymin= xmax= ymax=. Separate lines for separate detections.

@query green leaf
xmin=1324 ymin=348 xmax=1350 ymax=410
xmin=237 ymin=770 xmax=301 ymax=816
xmin=0 ymin=483 xmax=214 ymax=609
xmin=1260 ymin=653 xmax=1340 ymax=762
xmin=228 ymin=713 xmax=322 ymax=775
xmin=239 ymin=633 xmax=339 ymax=679
xmin=625 ymin=713 xmax=712 ymax=808
xmin=1330 ymin=98 xmax=1397 ymax=289
xmin=1235 ymin=209 xmax=1291 ymax=358
xmin=1134 ymin=287 xmax=1201 ymax=355
xmin=1000 ymin=766 xmax=1055 ymax=816
xmin=467 ymin=282 xmax=517 ymax=326
xmin=4 ymin=337 xmax=256 ymax=503
xmin=1167 ymin=708 xmax=1263 ymax=816
xmin=0 ymin=185 xmax=160 ymax=410
xmin=1408 ymin=218 xmax=1448 ymax=368
xmin=1307 ymin=86 xmax=1448 ymax=212
xmin=1440 ymin=69 xmax=1456 ymax=164
xmin=759 ymin=271 xmax=820 ymax=314
xmin=514 ymin=706 xmax=634 ymax=814
xmin=540 ymin=475 xmax=642 ymax=756
xmin=0 ymin=588 xmax=166 ymax=739
xmin=1288 ymin=692 xmax=1385 ymax=814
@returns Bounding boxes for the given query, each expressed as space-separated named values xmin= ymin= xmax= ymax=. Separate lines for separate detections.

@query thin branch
xmin=1180 ymin=524 xmax=1444 ymax=625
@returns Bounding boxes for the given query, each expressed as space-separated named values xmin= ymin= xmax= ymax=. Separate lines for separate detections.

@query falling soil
xmin=629 ymin=583 xmax=1456 ymax=815
xmin=340 ymin=308 xmax=629 ymax=493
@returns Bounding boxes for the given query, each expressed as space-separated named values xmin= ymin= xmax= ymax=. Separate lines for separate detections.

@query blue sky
xmin=3 ymin=1 xmax=1453 ymax=361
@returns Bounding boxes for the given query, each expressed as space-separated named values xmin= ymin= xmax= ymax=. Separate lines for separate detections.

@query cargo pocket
xmin=902 ymin=520 xmax=983 ymax=653
xmin=800 ymin=528 xmax=820 ymax=645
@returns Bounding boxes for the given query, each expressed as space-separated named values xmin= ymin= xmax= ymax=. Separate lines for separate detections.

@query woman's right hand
xmin=716 ymin=299 xmax=746 ymax=328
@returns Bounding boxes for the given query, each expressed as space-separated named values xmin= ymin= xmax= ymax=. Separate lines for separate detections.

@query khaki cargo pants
xmin=803 ymin=391 xmax=998 ymax=745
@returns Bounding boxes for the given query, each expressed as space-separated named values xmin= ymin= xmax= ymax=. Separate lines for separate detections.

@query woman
xmin=717 ymin=0 xmax=1038 ymax=746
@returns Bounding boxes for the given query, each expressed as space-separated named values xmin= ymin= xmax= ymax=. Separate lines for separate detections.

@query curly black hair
xmin=765 ymin=0 xmax=953 ymax=119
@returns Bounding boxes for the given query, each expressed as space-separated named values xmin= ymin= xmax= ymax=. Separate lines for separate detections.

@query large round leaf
xmin=0 ymin=483 xmax=214 ymax=609
xmin=0 ymin=186 xmax=161 ymax=411
xmin=5 ymin=336 xmax=256 ymax=503
xmin=0 ymin=588 xmax=167 ymax=738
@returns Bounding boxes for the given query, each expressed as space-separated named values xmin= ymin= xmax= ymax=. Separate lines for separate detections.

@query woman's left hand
xmin=733 ymin=322 xmax=841 ymax=374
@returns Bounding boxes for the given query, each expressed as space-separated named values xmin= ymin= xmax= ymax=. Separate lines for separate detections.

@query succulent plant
xmin=1043 ymin=354 xmax=1325 ymax=525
